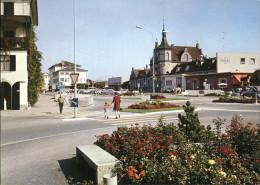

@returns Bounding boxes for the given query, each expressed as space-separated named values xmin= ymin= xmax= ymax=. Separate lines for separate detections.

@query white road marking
xmin=201 ymin=108 xmax=260 ymax=112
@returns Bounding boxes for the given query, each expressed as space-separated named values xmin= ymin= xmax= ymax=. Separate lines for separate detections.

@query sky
xmin=36 ymin=0 xmax=260 ymax=81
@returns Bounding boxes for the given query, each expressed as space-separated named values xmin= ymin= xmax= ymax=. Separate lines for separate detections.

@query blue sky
xmin=36 ymin=0 xmax=259 ymax=81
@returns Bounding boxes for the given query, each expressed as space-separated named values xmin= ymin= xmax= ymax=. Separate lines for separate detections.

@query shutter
xmin=10 ymin=55 xmax=16 ymax=71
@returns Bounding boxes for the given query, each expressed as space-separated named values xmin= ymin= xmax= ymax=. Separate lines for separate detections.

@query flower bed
xmin=123 ymin=91 xmax=135 ymax=96
xmin=128 ymin=100 xmax=180 ymax=109
xmin=213 ymin=97 xmax=260 ymax=103
xmin=95 ymin=111 xmax=259 ymax=184
xmin=151 ymin=94 xmax=166 ymax=99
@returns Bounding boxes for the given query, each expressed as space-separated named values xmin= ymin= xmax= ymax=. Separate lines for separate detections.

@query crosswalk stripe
xmin=101 ymin=116 xmax=178 ymax=123
xmin=112 ymin=118 xmax=178 ymax=126
xmin=97 ymin=115 xmax=178 ymax=124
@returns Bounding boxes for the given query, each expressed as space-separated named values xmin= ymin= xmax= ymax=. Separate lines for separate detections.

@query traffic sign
xmin=70 ymin=73 xmax=79 ymax=86
xmin=57 ymin=82 xmax=63 ymax=89
xmin=71 ymin=98 xmax=78 ymax=107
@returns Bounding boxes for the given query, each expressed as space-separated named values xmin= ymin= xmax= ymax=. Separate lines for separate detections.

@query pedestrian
xmin=57 ymin=95 xmax=65 ymax=113
xmin=111 ymin=92 xmax=121 ymax=119
xmin=104 ymin=101 xmax=109 ymax=119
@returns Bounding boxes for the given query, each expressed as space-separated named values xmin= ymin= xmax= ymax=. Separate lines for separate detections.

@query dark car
xmin=241 ymin=87 xmax=260 ymax=99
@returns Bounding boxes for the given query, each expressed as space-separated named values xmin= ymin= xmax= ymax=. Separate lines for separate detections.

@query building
xmin=130 ymin=65 xmax=151 ymax=92
xmin=48 ymin=60 xmax=88 ymax=90
xmin=42 ymin=73 xmax=50 ymax=91
xmin=131 ymin=24 xmax=259 ymax=92
xmin=184 ymin=53 xmax=259 ymax=90
xmin=108 ymin=76 xmax=129 ymax=90
xmin=131 ymin=24 xmax=203 ymax=92
xmin=0 ymin=0 xmax=38 ymax=110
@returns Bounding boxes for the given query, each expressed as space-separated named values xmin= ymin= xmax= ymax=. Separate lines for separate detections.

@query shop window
xmin=218 ymin=78 xmax=227 ymax=88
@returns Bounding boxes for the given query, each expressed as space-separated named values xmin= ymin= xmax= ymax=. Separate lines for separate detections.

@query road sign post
xmin=57 ymin=82 xmax=63 ymax=90
xmin=70 ymin=73 xmax=79 ymax=118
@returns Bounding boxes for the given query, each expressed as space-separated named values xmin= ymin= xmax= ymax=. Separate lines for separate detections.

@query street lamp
xmin=136 ymin=26 xmax=155 ymax=94
xmin=73 ymin=0 xmax=77 ymax=118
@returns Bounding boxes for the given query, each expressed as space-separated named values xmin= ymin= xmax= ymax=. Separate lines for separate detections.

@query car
xmin=241 ymin=88 xmax=260 ymax=99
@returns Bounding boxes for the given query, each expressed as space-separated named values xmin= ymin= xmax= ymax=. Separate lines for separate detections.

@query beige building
xmin=217 ymin=52 xmax=259 ymax=73
xmin=0 ymin=0 xmax=38 ymax=110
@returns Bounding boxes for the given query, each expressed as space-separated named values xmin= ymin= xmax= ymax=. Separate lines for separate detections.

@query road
xmin=1 ymin=93 xmax=259 ymax=184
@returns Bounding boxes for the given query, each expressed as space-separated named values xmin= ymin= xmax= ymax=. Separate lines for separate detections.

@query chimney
xmin=155 ymin=39 xmax=158 ymax=48
xmin=196 ymin=43 xmax=200 ymax=49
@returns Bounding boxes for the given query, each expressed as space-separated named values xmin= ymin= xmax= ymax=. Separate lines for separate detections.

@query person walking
xmin=57 ymin=95 xmax=65 ymax=113
xmin=104 ymin=101 xmax=110 ymax=119
xmin=111 ymin=92 xmax=121 ymax=119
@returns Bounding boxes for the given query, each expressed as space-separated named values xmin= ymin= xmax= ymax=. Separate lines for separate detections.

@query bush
xmin=213 ymin=97 xmax=260 ymax=103
xmin=94 ymin=106 xmax=259 ymax=184
xmin=151 ymin=94 xmax=166 ymax=99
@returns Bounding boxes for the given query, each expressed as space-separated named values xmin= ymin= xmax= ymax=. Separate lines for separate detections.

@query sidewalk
xmin=1 ymin=92 xmax=87 ymax=117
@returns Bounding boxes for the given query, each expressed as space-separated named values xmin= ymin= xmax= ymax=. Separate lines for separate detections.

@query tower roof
xmin=158 ymin=24 xmax=171 ymax=50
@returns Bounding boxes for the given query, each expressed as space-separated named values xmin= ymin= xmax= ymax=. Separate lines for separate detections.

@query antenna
xmin=218 ymin=32 xmax=227 ymax=52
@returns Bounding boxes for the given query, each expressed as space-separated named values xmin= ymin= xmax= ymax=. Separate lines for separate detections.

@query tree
xmin=27 ymin=26 xmax=44 ymax=106
xmin=178 ymin=101 xmax=207 ymax=142
xmin=250 ymin=69 xmax=260 ymax=86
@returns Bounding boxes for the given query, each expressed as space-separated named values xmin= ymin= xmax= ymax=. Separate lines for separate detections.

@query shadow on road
xmin=58 ymin=157 xmax=89 ymax=184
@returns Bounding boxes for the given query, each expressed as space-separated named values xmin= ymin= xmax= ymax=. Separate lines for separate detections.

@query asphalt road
xmin=1 ymin=93 xmax=259 ymax=185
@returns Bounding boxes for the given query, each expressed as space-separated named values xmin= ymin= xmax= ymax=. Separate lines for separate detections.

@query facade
xmin=108 ymin=76 xmax=129 ymax=90
xmin=42 ymin=73 xmax=50 ymax=91
xmin=0 ymin=0 xmax=38 ymax=110
xmin=130 ymin=25 xmax=259 ymax=92
xmin=131 ymin=24 xmax=203 ymax=92
xmin=48 ymin=60 xmax=87 ymax=90
xmin=130 ymin=65 xmax=151 ymax=92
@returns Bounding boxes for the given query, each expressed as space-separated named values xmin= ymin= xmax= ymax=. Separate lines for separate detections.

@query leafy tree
xmin=178 ymin=101 xmax=209 ymax=142
xmin=27 ymin=26 xmax=44 ymax=106
xmin=250 ymin=69 xmax=260 ymax=86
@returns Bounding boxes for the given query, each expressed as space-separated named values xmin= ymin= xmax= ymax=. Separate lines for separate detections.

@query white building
xmin=42 ymin=73 xmax=50 ymax=91
xmin=0 ymin=0 xmax=38 ymax=110
xmin=108 ymin=76 xmax=129 ymax=90
xmin=48 ymin=61 xmax=88 ymax=90
xmin=216 ymin=52 xmax=259 ymax=73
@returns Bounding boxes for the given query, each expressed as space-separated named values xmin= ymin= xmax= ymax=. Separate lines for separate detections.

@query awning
xmin=233 ymin=74 xmax=248 ymax=84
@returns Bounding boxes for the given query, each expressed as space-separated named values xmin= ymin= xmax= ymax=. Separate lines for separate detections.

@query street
xmin=1 ymin=92 xmax=259 ymax=185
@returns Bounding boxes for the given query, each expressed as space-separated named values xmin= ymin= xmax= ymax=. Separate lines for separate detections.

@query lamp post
xmin=73 ymin=0 xmax=77 ymax=118
xmin=136 ymin=26 xmax=155 ymax=94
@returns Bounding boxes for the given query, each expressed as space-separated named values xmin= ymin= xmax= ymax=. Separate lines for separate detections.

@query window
xmin=4 ymin=31 xmax=15 ymax=38
xmin=240 ymin=58 xmax=245 ymax=64
xmin=166 ymin=80 xmax=172 ymax=86
xmin=65 ymin=78 xmax=70 ymax=82
xmin=60 ymin=78 xmax=64 ymax=82
xmin=60 ymin=72 xmax=64 ymax=75
xmin=218 ymin=78 xmax=227 ymax=88
xmin=65 ymin=72 xmax=69 ymax=75
xmin=4 ymin=2 xmax=14 ymax=16
xmin=185 ymin=54 xmax=189 ymax=62
xmin=1 ymin=55 xmax=15 ymax=71
xmin=250 ymin=58 xmax=255 ymax=65
xmin=166 ymin=52 xmax=170 ymax=60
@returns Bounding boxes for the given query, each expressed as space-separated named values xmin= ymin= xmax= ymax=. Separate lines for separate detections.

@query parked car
xmin=241 ymin=87 xmax=260 ymax=99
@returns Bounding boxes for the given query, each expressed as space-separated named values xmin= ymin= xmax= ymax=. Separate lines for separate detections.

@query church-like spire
xmin=158 ymin=23 xmax=171 ymax=49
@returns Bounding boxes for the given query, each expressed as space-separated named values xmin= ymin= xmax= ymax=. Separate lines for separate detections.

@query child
xmin=104 ymin=101 xmax=109 ymax=119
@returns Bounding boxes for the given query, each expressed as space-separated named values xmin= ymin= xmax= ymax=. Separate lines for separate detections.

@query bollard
xmin=103 ymin=173 xmax=117 ymax=185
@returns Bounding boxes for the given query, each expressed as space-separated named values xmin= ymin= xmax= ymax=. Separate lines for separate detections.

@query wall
xmin=1 ymin=50 xmax=28 ymax=106
xmin=217 ymin=52 xmax=259 ymax=73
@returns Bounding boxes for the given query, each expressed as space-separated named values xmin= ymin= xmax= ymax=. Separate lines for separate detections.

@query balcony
xmin=1 ymin=37 xmax=30 ymax=51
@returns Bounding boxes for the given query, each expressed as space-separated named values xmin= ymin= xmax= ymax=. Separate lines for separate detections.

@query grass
xmin=122 ymin=107 xmax=183 ymax=113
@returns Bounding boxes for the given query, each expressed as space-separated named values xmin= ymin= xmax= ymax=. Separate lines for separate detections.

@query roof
xmin=48 ymin=61 xmax=81 ymax=69
xmin=157 ymin=25 xmax=171 ymax=50
xmin=53 ymin=67 xmax=87 ymax=73
xmin=171 ymin=46 xmax=202 ymax=61
xmin=171 ymin=57 xmax=216 ymax=74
